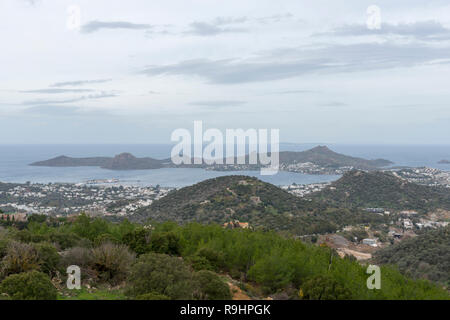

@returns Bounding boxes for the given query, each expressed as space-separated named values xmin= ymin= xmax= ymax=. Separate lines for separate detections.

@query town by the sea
xmin=1 ymin=144 xmax=449 ymax=188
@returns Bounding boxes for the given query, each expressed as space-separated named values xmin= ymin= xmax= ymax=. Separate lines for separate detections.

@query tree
xmin=300 ymin=275 xmax=353 ymax=300
xmin=193 ymin=270 xmax=231 ymax=300
xmin=0 ymin=271 xmax=57 ymax=300
xmin=126 ymin=253 xmax=195 ymax=300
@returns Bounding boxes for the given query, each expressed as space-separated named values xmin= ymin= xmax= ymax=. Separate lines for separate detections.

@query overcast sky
xmin=1 ymin=0 xmax=450 ymax=144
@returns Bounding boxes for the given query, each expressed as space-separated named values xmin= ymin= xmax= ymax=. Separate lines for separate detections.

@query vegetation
xmin=373 ymin=226 xmax=450 ymax=287
xmin=0 ymin=213 xmax=447 ymax=300
xmin=133 ymin=175 xmax=386 ymax=235
xmin=310 ymin=170 xmax=450 ymax=211
xmin=0 ymin=270 xmax=57 ymax=300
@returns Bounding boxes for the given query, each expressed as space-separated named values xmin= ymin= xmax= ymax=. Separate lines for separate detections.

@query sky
xmin=1 ymin=0 xmax=450 ymax=144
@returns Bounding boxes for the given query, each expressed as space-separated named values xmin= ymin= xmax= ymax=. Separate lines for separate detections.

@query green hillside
xmin=132 ymin=175 xmax=385 ymax=235
xmin=373 ymin=226 xmax=450 ymax=287
xmin=309 ymin=170 xmax=450 ymax=211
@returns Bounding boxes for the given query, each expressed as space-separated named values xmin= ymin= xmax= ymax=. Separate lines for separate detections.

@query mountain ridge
xmin=30 ymin=146 xmax=393 ymax=172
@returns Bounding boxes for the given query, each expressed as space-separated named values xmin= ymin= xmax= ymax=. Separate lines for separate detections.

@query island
xmin=438 ymin=159 xmax=450 ymax=164
xmin=30 ymin=146 xmax=394 ymax=175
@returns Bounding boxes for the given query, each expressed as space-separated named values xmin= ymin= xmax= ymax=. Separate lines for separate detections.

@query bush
xmin=135 ymin=292 xmax=170 ymax=300
xmin=0 ymin=271 xmax=57 ymax=300
xmin=1 ymin=241 xmax=41 ymax=278
xmin=34 ymin=243 xmax=61 ymax=277
xmin=126 ymin=253 xmax=195 ymax=300
xmin=91 ymin=242 xmax=135 ymax=284
xmin=61 ymin=246 xmax=95 ymax=280
xmin=193 ymin=270 xmax=231 ymax=300
xmin=300 ymin=275 xmax=353 ymax=300
xmin=187 ymin=255 xmax=214 ymax=271
xmin=150 ymin=232 xmax=181 ymax=255
xmin=122 ymin=229 xmax=151 ymax=255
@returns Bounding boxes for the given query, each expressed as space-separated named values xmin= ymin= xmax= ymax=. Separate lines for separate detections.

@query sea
xmin=0 ymin=144 xmax=449 ymax=188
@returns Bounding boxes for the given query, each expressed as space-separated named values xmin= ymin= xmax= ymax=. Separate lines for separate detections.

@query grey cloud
xmin=26 ymin=105 xmax=82 ymax=116
xmin=20 ymin=88 xmax=95 ymax=94
xmin=23 ymin=92 xmax=118 ymax=105
xmin=141 ymin=42 xmax=450 ymax=84
xmin=330 ymin=21 xmax=450 ymax=40
xmin=25 ymin=105 xmax=110 ymax=117
xmin=276 ymin=90 xmax=315 ymax=94
xmin=186 ymin=22 xmax=247 ymax=36
xmin=317 ymin=102 xmax=348 ymax=107
xmin=50 ymin=79 xmax=112 ymax=87
xmin=256 ymin=13 xmax=294 ymax=24
xmin=81 ymin=21 xmax=152 ymax=34
xmin=189 ymin=100 xmax=247 ymax=107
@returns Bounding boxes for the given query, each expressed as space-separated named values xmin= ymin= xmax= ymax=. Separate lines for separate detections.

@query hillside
xmin=309 ymin=170 xmax=450 ymax=211
xmin=132 ymin=175 xmax=385 ymax=235
xmin=279 ymin=146 xmax=393 ymax=169
xmin=373 ymin=226 xmax=450 ymax=286
xmin=29 ymin=146 xmax=393 ymax=172
xmin=31 ymin=153 xmax=166 ymax=170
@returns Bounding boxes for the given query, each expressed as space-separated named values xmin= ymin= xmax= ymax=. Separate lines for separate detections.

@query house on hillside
xmin=362 ymin=238 xmax=377 ymax=247
xmin=223 ymin=220 xmax=250 ymax=229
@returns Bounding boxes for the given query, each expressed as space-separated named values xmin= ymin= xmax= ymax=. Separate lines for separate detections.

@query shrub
xmin=300 ymin=275 xmax=353 ymax=300
xmin=135 ymin=292 xmax=170 ymax=300
xmin=91 ymin=242 xmax=135 ymax=284
xmin=0 ymin=271 xmax=57 ymax=300
xmin=187 ymin=255 xmax=214 ymax=271
xmin=34 ymin=243 xmax=61 ymax=277
xmin=195 ymin=247 xmax=225 ymax=271
xmin=126 ymin=253 xmax=195 ymax=300
xmin=150 ymin=232 xmax=181 ymax=255
xmin=193 ymin=270 xmax=232 ymax=300
xmin=1 ymin=241 xmax=41 ymax=278
xmin=122 ymin=229 xmax=151 ymax=255
xmin=61 ymin=246 xmax=95 ymax=280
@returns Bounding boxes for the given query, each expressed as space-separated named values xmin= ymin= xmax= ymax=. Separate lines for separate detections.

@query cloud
xmin=317 ymin=101 xmax=348 ymax=107
xmin=186 ymin=22 xmax=247 ymax=36
xmin=141 ymin=42 xmax=450 ymax=84
xmin=329 ymin=21 xmax=450 ymax=41
xmin=81 ymin=21 xmax=152 ymax=34
xmin=189 ymin=100 xmax=247 ymax=107
xmin=50 ymin=79 xmax=112 ymax=87
xmin=20 ymin=88 xmax=95 ymax=94
xmin=276 ymin=90 xmax=315 ymax=94
xmin=22 ymin=92 xmax=118 ymax=106
xmin=23 ymin=0 xmax=40 ymax=6
xmin=25 ymin=105 xmax=82 ymax=116
xmin=256 ymin=13 xmax=294 ymax=24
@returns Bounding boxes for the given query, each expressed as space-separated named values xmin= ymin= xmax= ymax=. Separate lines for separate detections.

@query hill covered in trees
xmin=132 ymin=175 xmax=386 ymax=235
xmin=0 ymin=214 xmax=447 ymax=300
xmin=373 ymin=226 xmax=450 ymax=287
xmin=278 ymin=146 xmax=392 ymax=169
xmin=309 ymin=170 xmax=450 ymax=211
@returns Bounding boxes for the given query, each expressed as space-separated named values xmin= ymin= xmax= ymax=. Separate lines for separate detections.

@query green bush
xmin=300 ymin=275 xmax=353 ymax=300
xmin=150 ymin=232 xmax=181 ymax=255
xmin=0 ymin=271 xmax=57 ymax=300
xmin=193 ymin=270 xmax=231 ymax=300
xmin=135 ymin=292 xmax=170 ymax=300
xmin=34 ymin=243 xmax=61 ymax=277
xmin=126 ymin=253 xmax=195 ymax=300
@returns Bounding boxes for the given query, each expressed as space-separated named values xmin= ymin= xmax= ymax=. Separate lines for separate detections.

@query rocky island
xmin=30 ymin=146 xmax=394 ymax=174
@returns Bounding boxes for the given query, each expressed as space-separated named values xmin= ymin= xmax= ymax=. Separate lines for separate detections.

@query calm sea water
xmin=0 ymin=144 xmax=449 ymax=187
